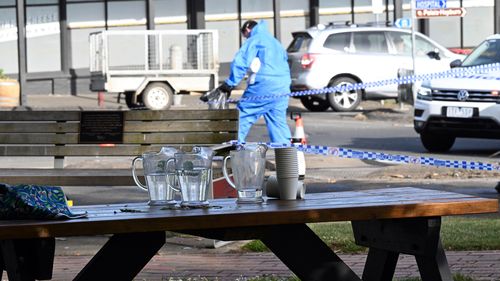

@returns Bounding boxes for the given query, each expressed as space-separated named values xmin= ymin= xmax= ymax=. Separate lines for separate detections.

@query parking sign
xmin=394 ymin=18 xmax=412 ymax=29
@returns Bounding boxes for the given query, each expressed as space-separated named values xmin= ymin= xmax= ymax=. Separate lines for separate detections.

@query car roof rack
xmin=325 ymin=21 xmax=354 ymax=27
xmin=309 ymin=21 xmax=347 ymax=31
xmin=314 ymin=20 xmax=393 ymax=30
xmin=355 ymin=21 xmax=393 ymax=27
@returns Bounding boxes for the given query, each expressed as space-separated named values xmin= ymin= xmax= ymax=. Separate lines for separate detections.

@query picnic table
xmin=0 ymin=187 xmax=497 ymax=281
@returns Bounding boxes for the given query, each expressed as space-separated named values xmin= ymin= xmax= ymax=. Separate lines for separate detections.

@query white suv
xmin=414 ymin=34 xmax=500 ymax=152
xmin=287 ymin=22 xmax=462 ymax=112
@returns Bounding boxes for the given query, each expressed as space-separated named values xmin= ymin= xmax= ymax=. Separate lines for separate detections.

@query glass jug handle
xmin=222 ymin=155 xmax=236 ymax=189
xmin=132 ymin=156 xmax=148 ymax=191
xmin=166 ymin=158 xmax=180 ymax=192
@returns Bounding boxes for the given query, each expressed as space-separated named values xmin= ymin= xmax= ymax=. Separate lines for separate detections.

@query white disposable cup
xmin=275 ymin=150 xmax=298 ymax=178
xmin=277 ymin=177 xmax=299 ymax=200
xmin=297 ymin=181 xmax=306 ymax=199
xmin=265 ymin=175 xmax=280 ymax=198
xmin=275 ymin=147 xmax=297 ymax=156
xmin=265 ymin=175 xmax=306 ymax=199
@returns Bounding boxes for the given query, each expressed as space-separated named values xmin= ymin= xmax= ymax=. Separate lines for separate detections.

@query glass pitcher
xmin=222 ymin=144 xmax=267 ymax=203
xmin=167 ymin=146 xmax=214 ymax=207
xmin=132 ymin=147 xmax=179 ymax=206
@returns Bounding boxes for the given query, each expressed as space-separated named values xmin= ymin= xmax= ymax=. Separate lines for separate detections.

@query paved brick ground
xmin=4 ymin=250 xmax=497 ymax=281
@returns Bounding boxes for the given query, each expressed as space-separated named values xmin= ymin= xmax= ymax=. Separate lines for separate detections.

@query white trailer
xmin=89 ymin=29 xmax=219 ymax=110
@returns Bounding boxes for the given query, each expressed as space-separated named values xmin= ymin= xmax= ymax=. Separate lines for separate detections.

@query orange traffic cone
xmin=290 ymin=112 xmax=307 ymax=178
xmin=98 ymin=91 xmax=105 ymax=108
xmin=291 ymin=112 xmax=307 ymax=145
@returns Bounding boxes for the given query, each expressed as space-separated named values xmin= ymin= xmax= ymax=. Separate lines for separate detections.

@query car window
xmin=353 ymin=31 xmax=388 ymax=54
xmin=323 ymin=32 xmax=351 ymax=51
xmin=461 ymin=39 xmax=500 ymax=67
xmin=415 ymin=35 xmax=438 ymax=57
xmin=388 ymin=32 xmax=411 ymax=55
xmin=287 ymin=33 xmax=312 ymax=53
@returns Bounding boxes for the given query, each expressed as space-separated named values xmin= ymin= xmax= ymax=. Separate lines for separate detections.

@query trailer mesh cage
xmin=89 ymin=30 xmax=218 ymax=74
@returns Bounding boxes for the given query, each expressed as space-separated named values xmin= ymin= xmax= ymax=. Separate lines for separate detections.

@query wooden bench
xmin=0 ymin=187 xmax=497 ymax=281
xmin=0 ymin=109 xmax=238 ymax=186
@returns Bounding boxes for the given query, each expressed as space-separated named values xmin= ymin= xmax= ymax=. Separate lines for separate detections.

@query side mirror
xmin=450 ymin=59 xmax=462 ymax=68
xmin=427 ymin=49 xmax=441 ymax=60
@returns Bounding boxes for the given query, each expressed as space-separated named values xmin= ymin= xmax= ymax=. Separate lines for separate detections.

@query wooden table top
xmin=0 ymin=187 xmax=497 ymax=240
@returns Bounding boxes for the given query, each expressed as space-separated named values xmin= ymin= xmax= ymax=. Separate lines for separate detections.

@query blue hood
xmin=225 ymin=20 xmax=291 ymax=92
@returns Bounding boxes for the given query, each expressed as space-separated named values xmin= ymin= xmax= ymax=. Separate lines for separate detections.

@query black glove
xmin=217 ymin=82 xmax=234 ymax=96
xmin=200 ymin=88 xmax=219 ymax=102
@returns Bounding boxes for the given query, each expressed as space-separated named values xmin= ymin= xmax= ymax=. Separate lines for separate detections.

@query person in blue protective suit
xmin=215 ymin=20 xmax=292 ymax=144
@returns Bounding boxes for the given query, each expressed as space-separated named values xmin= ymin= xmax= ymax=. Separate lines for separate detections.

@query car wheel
xmin=142 ymin=83 xmax=173 ymax=110
xmin=420 ymin=132 xmax=456 ymax=152
xmin=299 ymin=95 xmax=330 ymax=112
xmin=327 ymin=77 xmax=362 ymax=112
xmin=124 ymin=92 xmax=144 ymax=109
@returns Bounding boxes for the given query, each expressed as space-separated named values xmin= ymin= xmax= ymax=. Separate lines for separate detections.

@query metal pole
xmin=186 ymin=0 xmax=205 ymax=29
xmin=60 ymin=0 xmax=71 ymax=75
xmin=104 ymin=0 xmax=108 ymax=30
xmin=495 ymin=0 xmax=500 ymax=33
xmin=459 ymin=0 xmax=464 ymax=48
xmin=411 ymin=0 xmax=416 ymax=74
xmin=16 ymin=0 xmax=27 ymax=106
xmin=146 ymin=0 xmax=155 ymax=30
xmin=238 ymin=0 xmax=242 ymax=46
xmin=309 ymin=0 xmax=319 ymax=27
xmin=393 ymin=0 xmax=403 ymax=21
xmin=351 ymin=0 xmax=355 ymax=23
xmin=273 ymin=0 xmax=281 ymax=40
xmin=385 ymin=0 xmax=390 ymax=22
xmin=410 ymin=0 xmax=417 ymax=105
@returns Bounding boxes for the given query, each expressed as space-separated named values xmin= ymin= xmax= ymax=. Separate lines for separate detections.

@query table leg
xmin=0 ymin=247 xmax=3 ymax=280
xmin=416 ymin=240 xmax=452 ymax=281
xmin=183 ymin=224 xmax=361 ymax=281
xmin=352 ymin=217 xmax=452 ymax=281
xmin=261 ymin=224 xmax=361 ymax=281
xmin=74 ymin=231 xmax=165 ymax=281
xmin=0 ymin=237 xmax=55 ymax=281
xmin=362 ymin=248 xmax=399 ymax=281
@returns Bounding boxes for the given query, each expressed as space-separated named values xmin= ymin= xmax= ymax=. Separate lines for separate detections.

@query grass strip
xmin=242 ymin=217 xmax=500 ymax=253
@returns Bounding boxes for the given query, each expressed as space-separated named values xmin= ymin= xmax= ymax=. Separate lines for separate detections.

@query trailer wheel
xmin=124 ymin=92 xmax=144 ymax=109
xmin=142 ymin=83 xmax=173 ymax=110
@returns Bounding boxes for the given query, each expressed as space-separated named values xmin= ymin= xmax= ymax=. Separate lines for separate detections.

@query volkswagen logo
xmin=457 ymin=90 xmax=469 ymax=101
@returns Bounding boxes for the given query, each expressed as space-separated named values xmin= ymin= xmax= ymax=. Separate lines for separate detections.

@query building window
xmin=0 ymin=7 xmax=18 ymax=74
xmin=67 ymin=1 xmax=105 ymax=69
xmin=320 ymin=0 xmax=352 ymax=25
xmin=26 ymin=0 xmax=59 ymax=4
xmin=280 ymin=0 xmax=308 ymax=47
xmin=107 ymin=0 xmax=146 ymax=30
xmin=241 ymin=0 xmax=274 ymax=34
xmin=154 ymin=0 xmax=187 ymax=29
xmin=26 ymin=4 xmax=61 ymax=72
xmin=0 ymin=1 xmax=15 ymax=7
xmin=206 ymin=0 xmax=238 ymax=63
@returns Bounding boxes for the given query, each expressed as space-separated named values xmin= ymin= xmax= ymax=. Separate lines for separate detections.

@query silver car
xmin=287 ymin=22 xmax=463 ymax=112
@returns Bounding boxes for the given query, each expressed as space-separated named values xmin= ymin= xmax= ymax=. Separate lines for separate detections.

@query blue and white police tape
xmin=220 ymin=62 xmax=500 ymax=104
xmin=226 ymin=141 xmax=500 ymax=172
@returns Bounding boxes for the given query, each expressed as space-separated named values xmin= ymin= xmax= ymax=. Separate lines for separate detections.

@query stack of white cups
xmin=274 ymin=147 xmax=299 ymax=200
xmin=265 ymin=175 xmax=305 ymax=199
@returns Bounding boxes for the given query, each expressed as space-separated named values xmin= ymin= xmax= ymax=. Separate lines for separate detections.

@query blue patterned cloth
xmin=0 ymin=183 xmax=87 ymax=219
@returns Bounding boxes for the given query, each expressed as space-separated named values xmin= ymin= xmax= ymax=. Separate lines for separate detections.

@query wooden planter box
xmin=0 ymin=79 xmax=20 ymax=107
